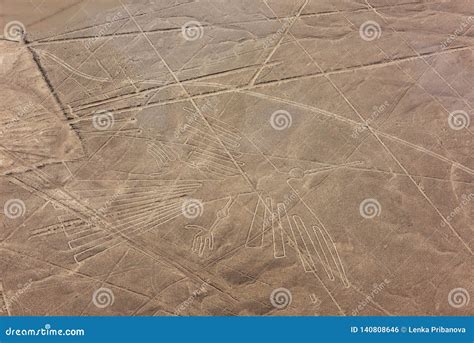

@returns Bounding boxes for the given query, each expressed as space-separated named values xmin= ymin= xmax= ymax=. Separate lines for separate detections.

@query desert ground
xmin=0 ymin=0 xmax=472 ymax=316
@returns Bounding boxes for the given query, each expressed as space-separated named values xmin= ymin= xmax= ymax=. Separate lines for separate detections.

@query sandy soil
xmin=0 ymin=0 xmax=473 ymax=316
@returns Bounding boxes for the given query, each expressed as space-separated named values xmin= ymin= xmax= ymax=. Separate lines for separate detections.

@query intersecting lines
xmin=3 ymin=0 xmax=473 ymax=317
xmin=180 ymin=115 xmax=243 ymax=178
xmin=33 ymin=48 xmax=113 ymax=83
xmin=29 ymin=180 xmax=203 ymax=263
xmin=0 ymin=42 xmax=84 ymax=175
xmin=245 ymin=193 xmax=350 ymax=289
xmin=1 ymin=110 xmax=58 ymax=162
xmin=147 ymin=142 xmax=177 ymax=171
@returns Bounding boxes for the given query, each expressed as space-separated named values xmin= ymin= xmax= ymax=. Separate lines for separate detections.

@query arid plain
xmin=0 ymin=0 xmax=473 ymax=316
